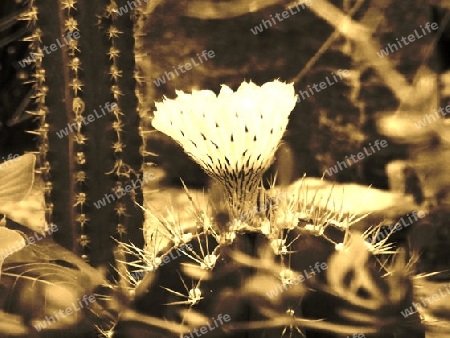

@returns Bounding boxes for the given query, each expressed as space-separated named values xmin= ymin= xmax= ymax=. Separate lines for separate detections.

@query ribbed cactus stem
xmin=30 ymin=0 xmax=144 ymax=269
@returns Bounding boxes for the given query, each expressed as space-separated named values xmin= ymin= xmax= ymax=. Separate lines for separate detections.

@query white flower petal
xmin=152 ymin=80 xmax=297 ymax=204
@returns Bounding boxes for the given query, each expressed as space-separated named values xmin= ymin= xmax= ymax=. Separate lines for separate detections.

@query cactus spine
xmin=24 ymin=0 xmax=145 ymax=268
xmin=114 ymin=82 xmax=424 ymax=338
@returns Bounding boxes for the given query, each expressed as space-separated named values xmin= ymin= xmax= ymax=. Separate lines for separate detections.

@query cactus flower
xmin=152 ymin=80 xmax=297 ymax=209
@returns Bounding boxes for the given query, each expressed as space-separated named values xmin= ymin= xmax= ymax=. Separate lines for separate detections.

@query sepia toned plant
xmin=111 ymin=80 xmax=425 ymax=338
xmin=21 ymin=0 xmax=147 ymax=269
xmin=1 ymin=0 xmax=442 ymax=336
xmin=152 ymin=80 xmax=297 ymax=216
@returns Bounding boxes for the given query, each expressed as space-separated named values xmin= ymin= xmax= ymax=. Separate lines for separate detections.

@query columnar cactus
xmin=22 ymin=0 xmax=146 ymax=268
xmin=116 ymin=81 xmax=424 ymax=337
